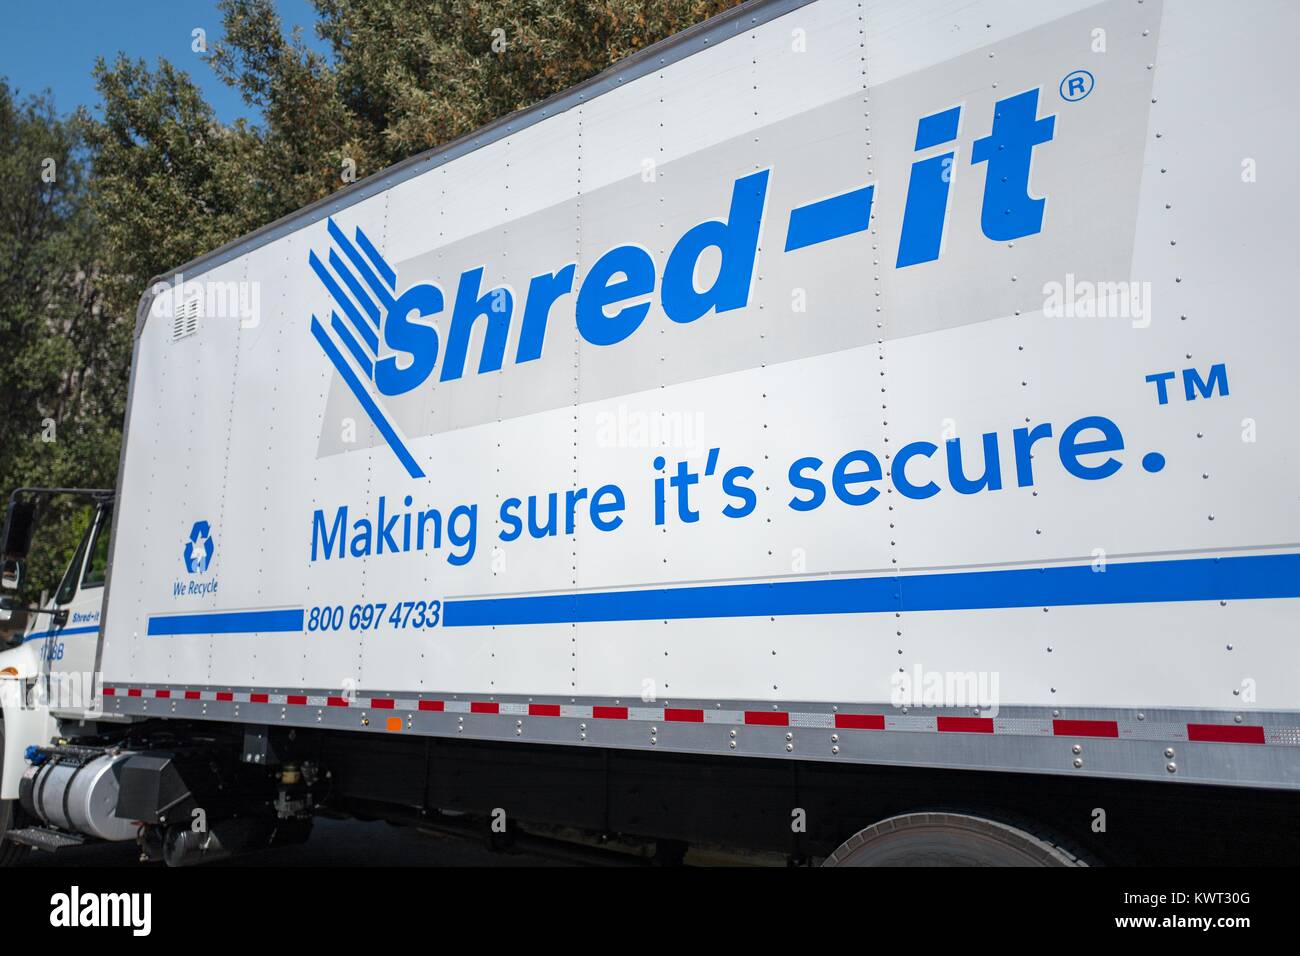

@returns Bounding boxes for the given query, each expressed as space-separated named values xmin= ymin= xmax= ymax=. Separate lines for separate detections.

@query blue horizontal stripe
xmin=22 ymin=624 xmax=100 ymax=644
xmin=443 ymin=553 xmax=1300 ymax=627
xmin=148 ymin=609 xmax=304 ymax=636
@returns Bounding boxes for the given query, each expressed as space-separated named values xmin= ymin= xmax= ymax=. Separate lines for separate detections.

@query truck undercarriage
xmin=3 ymin=717 xmax=1296 ymax=866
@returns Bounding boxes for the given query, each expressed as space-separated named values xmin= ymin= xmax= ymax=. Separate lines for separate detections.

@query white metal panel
xmin=101 ymin=0 xmax=1300 ymax=779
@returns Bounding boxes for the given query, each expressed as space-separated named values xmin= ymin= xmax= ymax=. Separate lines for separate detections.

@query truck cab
xmin=0 ymin=491 xmax=117 ymax=832
xmin=0 ymin=489 xmax=315 ymax=866
xmin=2 ymin=490 xmax=114 ymax=682
xmin=12 ymin=502 xmax=111 ymax=687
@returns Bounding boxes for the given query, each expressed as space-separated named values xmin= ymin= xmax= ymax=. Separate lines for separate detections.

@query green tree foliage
xmin=83 ymin=56 xmax=277 ymax=321
xmin=0 ymin=83 xmax=122 ymax=613
xmin=88 ymin=0 xmax=739 ymax=312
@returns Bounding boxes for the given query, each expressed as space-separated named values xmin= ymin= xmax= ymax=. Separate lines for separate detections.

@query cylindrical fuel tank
xmin=19 ymin=751 xmax=138 ymax=841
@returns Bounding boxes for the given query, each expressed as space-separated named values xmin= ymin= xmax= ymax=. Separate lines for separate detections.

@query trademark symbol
xmin=1060 ymin=69 xmax=1094 ymax=102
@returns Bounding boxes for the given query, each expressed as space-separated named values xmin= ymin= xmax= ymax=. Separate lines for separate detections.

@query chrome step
xmin=6 ymin=826 xmax=87 ymax=851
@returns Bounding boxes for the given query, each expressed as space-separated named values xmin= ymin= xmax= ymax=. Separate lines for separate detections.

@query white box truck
xmin=1 ymin=0 xmax=1297 ymax=866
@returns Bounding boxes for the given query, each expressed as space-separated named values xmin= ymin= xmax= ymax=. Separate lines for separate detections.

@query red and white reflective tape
xmin=100 ymin=685 xmax=1282 ymax=746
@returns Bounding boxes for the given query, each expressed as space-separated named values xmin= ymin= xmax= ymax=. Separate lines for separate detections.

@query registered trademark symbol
xmin=1060 ymin=69 xmax=1094 ymax=102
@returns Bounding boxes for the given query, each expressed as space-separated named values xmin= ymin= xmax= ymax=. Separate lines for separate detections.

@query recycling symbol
xmin=184 ymin=520 xmax=215 ymax=574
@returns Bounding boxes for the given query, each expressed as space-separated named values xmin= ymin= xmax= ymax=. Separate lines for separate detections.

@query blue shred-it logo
xmin=309 ymin=220 xmax=433 ymax=480
xmin=310 ymin=86 xmax=1059 ymax=479
xmin=183 ymin=520 xmax=214 ymax=574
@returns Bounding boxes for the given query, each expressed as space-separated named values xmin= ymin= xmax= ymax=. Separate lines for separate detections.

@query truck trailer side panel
xmin=96 ymin=0 xmax=1300 ymax=791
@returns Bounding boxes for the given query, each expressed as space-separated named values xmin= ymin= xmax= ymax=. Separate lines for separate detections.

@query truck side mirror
xmin=0 ymin=558 xmax=20 ymax=591
xmin=1 ymin=498 xmax=37 ymax=561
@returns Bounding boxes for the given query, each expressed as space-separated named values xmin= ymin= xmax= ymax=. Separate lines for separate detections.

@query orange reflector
xmin=0 ymin=667 xmax=18 ymax=677
xmin=385 ymin=716 xmax=402 ymax=732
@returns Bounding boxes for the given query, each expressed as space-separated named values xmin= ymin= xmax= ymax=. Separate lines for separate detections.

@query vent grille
xmin=170 ymin=298 xmax=200 ymax=341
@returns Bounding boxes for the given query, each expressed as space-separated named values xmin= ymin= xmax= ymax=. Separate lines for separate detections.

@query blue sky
xmin=0 ymin=0 xmax=330 ymax=125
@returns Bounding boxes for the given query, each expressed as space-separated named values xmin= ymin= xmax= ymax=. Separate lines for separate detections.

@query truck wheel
xmin=0 ymin=724 xmax=30 ymax=866
xmin=822 ymin=812 xmax=1087 ymax=867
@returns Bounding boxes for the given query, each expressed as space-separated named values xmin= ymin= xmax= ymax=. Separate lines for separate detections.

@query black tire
xmin=822 ymin=811 xmax=1088 ymax=867
xmin=0 ymin=723 xmax=30 ymax=866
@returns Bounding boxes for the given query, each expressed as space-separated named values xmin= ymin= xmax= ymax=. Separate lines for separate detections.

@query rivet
xmin=1073 ymin=758 xmax=1083 ymax=768
xmin=831 ymin=745 xmax=840 ymax=755
xmin=1167 ymin=762 xmax=1177 ymax=773
xmin=729 ymin=741 xmax=737 ymax=750
xmin=1072 ymin=745 xmax=1082 ymax=755
xmin=831 ymin=734 xmax=839 ymax=743
xmin=1165 ymin=748 xmax=1175 ymax=758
